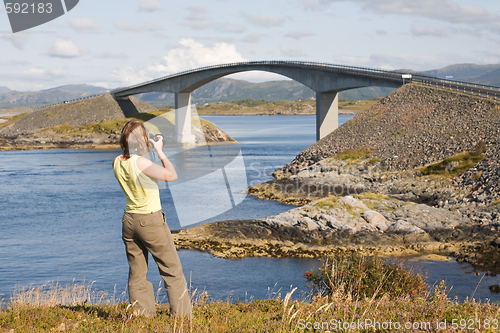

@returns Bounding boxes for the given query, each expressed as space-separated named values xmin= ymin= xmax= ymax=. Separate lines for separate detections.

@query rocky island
xmin=173 ymin=84 xmax=500 ymax=274
xmin=0 ymin=94 xmax=235 ymax=150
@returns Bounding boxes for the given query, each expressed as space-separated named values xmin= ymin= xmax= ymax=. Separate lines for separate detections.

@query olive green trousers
xmin=122 ymin=210 xmax=192 ymax=317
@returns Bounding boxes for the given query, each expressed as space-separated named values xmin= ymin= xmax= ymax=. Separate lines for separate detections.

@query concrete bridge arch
xmin=112 ymin=61 xmax=407 ymax=142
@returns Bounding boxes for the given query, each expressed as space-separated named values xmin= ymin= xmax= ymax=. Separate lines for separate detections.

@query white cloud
xmin=2 ymin=31 xmax=29 ymax=49
xmin=280 ymin=45 xmax=307 ymax=57
xmin=411 ymin=24 xmax=447 ymax=37
xmin=376 ymin=29 xmax=387 ymax=36
xmin=182 ymin=5 xmax=212 ymax=30
xmin=114 ymin=22 xmax=163 ymax=32
xmin=111 ymin=39 xmax=248 ymax=86
xmin=322 ymin=0 xmax=500 ymax=25
xmin=110 ymin=67 xmax=150 ymax=86
xmin=70 ymin=18 xmax=100 ymax=33
xmin=241 ymin=32 xmax=264 ymax=43
xmin=242 ymin=13 xmax=286 ymax=27
xmin=138 ymin=0 xmax=163 ymax=12
xmin=47 ymin=39 xmax=86 ymax=58
xmin=219 ymin=24 xmax=246 ymax=33
xmin=284 ymin=29 xmax=314 ymax=39
xmin=96 ymin=52 xmax=129 ymax=59
xmin=182 ymin=5 xmax=246 ymax=33
xmin=335 ymin=53 xmax=465 ymax=71
xmin=299 ymin=0 xmax=326 ymax=11
xmin=7 ymin=60 xmax=31 ymax=66
xmin=19 ymin=67 xmax=67 ymax=80
xmin=154 ymin=38 xmax=248 ymax=74
xmin=478 ymin=49 xmax=500 ymax=64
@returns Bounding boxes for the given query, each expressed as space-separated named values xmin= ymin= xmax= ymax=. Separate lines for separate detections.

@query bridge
xmin=110 ymin=61 xmax=500 ymax=143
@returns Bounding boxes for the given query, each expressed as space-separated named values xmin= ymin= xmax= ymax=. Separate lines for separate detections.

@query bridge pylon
xmin=175 ymin=92 xmax=196 ymax=144
xmin=316 ymin=91 xmax=339 ymax=141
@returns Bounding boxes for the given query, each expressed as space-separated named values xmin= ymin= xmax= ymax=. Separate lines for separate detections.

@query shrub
xmin=334 ymin=148 xmax=371 ymax=161
xmin=471 ymin=140 xmax=486 ymax=156
xmin=420 ymin=151 xmax=485 ymax=177
xmin=304 ymin=251 xmax=427 ymax=300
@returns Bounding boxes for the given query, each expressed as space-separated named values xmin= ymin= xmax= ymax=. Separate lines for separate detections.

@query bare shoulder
xmin=136 ymin=156 xmax=153 ymax=170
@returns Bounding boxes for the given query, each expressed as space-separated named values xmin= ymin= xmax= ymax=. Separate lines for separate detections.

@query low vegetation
xmin=193 ymin=98 xmax=381 ymax=116
xmin=2 ymin=256 xmax=499 ymax=332
xmin=419 ymin=141 xmax=486 ymax=177
xmin=338 ymin=97 xmax=383 ymax=111
xmin=36 ymin=110 xmax=221 ymax=138
xmin=304 ymin=251 xmax=427 ymax=299
xmin=333 ymin=148 xmax=372 ymax=161
xmin=0 ymin=112 xmax=28 ymax=130
xmin=195 ymin=99 xmax=316 ymax=115
xmin=313 ymin=195 xmax=338 ymax=210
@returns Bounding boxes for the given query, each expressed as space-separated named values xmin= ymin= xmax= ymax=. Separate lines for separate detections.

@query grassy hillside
xmin=185 ymin=98 xmax=382 ymax=116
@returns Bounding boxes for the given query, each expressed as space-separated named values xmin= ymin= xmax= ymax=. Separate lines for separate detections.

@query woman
xmin=112 ymin=119 xmax=192 ymax=317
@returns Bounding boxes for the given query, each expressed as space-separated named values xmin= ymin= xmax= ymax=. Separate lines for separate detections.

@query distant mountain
xmin=426 ymin=64 xmax=500 ymax=86
xmin=0 ymin=85 xmax=107 ymax=108
xmin=137 ymin=78 xmax=395 ymax=107
xmin=43 ymin=84 xmax=107 ymax=94
xmin=0 ymin=87 xmax=11 ymax=94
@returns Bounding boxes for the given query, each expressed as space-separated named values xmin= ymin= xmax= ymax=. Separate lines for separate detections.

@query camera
xmin=149 ymin=133 xmax=164 ymax=143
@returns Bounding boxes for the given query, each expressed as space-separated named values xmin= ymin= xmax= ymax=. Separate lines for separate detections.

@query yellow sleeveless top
xmin=113 ymin=155 xmax=162 ymax=214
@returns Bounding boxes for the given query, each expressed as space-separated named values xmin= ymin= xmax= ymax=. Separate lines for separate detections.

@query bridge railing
xmin=110 ymin=59 xmax=500 ymax=96
xmin=110 ymin=60 xmax=409 ymax=94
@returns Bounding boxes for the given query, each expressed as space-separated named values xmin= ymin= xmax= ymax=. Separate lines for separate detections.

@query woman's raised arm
xmin=136 ymin=138 xmax=177 ymax=182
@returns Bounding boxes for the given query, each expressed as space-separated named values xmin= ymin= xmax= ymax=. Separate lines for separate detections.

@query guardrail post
xmin=175 ymin=92 xmax=196 ymax=144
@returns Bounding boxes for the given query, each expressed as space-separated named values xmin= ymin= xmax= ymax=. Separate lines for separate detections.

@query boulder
xmin=361 ymin=210 xmax=389 ymax=231
xmin=338 ymin=196 xmax=369 ymax=211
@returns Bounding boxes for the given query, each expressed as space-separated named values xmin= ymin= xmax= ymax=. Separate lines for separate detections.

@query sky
xmin=1 ymin=0 xmax=500 ymax=91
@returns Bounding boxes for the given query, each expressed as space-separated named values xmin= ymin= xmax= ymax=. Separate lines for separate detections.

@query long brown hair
xmin=120 ymin=119 xmax=150 ymax=159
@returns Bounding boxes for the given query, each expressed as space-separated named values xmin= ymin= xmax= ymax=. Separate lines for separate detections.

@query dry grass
xmin=1 ymin=276 xmax=500 ymax=332
xmin=9 ymin=281 xmax=112 ymax=308
xmin=333 ymin=148 xmax=372 ymax=161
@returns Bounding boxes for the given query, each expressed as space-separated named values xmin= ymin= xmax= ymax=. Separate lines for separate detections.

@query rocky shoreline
xmin=173 ymin=84 xmax=500 ymax=276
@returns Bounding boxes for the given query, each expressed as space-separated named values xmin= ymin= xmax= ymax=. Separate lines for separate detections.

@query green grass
xmin=0 ymin=112 xmax=28 ymax=129
xmin=334 ymin=148 xmax=372 ymax=161
xmin=313 ymin=196 xmax=338 ymax=210
xmin=490 ymin=198 xmax=500 ymax=210
xmin=419 ymin=152 xmax=485 ymax=177
xmin=305 ymin=251 xmax=427 ymax=299
xmin=2 ymin=267 xmax=499 ymax=332
xmin=338 ymin=97 xmax=383 ymax=111
xmin=194 ymin=98 xmax=382 ymax=116
xmin=196 ymin=99 xmax=316 ymax=115
xmin=40 ymin=111 xmax=201 ymax=136
xmin=354 ymin=192 xmax=393 ymax=202
xmin=368 ymin=157 xmax=381 ymax=165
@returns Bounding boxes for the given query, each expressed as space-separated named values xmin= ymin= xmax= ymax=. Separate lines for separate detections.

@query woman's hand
xmin=149 ymin=136 xmax=163 ymax=153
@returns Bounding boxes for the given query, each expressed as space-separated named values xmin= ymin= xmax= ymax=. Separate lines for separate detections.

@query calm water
xmin=0 ymin=115 xmax=499 ymax=304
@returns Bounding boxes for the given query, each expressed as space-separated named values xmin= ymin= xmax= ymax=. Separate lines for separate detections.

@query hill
xmin=426 ymin=63 xmax=500 ymax=86
xmin=0 ymin=84 xmax=107 ymax=108
xmin=0 ymin=86 xmax=11 ymax=94
xmin=276 ymin=84 xmax=500 ymax=207
xmin=0 ymin=94 xmax=234 ymax=150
